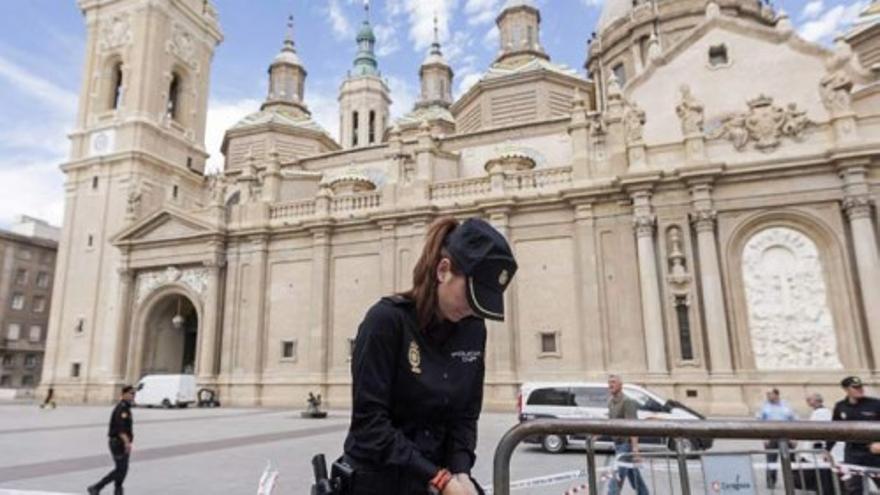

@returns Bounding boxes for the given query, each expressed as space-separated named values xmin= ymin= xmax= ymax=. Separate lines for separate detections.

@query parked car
xmin=134 ymin=374 xmax=197 ymax=408
xmin=518 ymin=381 xmax=713 ymax=453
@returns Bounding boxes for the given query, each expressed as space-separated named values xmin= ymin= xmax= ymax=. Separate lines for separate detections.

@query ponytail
xmin=400 ymin=216 xmax=460 ymax=331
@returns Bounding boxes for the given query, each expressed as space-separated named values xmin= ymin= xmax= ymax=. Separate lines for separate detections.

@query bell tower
xmin=42 ymin=0 xmax=222 ymax=402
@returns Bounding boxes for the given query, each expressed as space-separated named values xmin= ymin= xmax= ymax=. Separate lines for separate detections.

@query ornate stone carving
xmin=819 ymin=71 xmax=853 ymax=115
xmin=633 ymin=214 xmax=655 ymax=237
xmin=708 ymin=95 xmax=811 ymax=152
xmin=206 ymin=172 xmax=228 ymax=206
xmin=666 ymin=226 xmax=691 ymax=293
xmin=691 ymin=209 xmax=717 ymax=233
xmin=676 ymin=85 xmax=704 ymax=135
xmin=135 ymin=266 xmax=208 ymax=304
xmin=100 ymin=15 xmax=132 ymax=51
xmin=742 ymin=227 xmax=842 ymax=370
xmin=167 ymin=23 xmax=199 ymax=70
xmin=623 ymin=100 xmax=646 ymax=144
xmin=125 ymin=181 xmax=142 ymax=222
xmin=842 ymin=196 xmax=874 ymax=220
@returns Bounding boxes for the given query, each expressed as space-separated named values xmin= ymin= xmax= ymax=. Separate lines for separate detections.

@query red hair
xmin=399 ymin=217 xmax=461 ymax=330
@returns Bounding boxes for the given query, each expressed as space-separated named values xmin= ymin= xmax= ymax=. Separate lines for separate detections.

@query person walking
xmin=39 ymin=385 xmax=56 ymax=409
xmin=341 ymin=217 xmax=517 ymax=494
xmin=757 ymin=388 xmax=796 ymax=490
xmin=606 ymin=374 xmax=649 ymax=495
xmin=827 ymin=376 xmax=880 ymax=495
xmin=88 ymin=385 xmax=135 ymax=495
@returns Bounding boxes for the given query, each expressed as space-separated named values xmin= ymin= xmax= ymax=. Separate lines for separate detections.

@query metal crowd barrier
xmin=492 ymin=419 xmax=880 ymax=495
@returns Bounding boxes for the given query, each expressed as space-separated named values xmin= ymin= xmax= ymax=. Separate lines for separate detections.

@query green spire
xmin=351 ymin=1 xmax=379 ymax=77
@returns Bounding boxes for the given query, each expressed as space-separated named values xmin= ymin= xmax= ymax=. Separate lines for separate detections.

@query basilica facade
xmin=42 ymin=0 xmax=880 ymax=414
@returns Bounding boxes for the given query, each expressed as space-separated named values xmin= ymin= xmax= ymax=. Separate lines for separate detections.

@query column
xmin=248 ymin=235 xmax=268 ymax=382
xmin=486 ymin=209 xmax=516 ymax=382
xmin=839 ymin=162 xmax=880 ymax=369
xmin=110 ymin=265 xmax=135 ymax=382
xmin=691 ymin=209 xmax=733 ymax=373
xmin=572 ymin=203 xmax=605 ymax=372
xmin=632 ymin=191 xmax=668 ymax=373
xmin=309 ymin=226 xmax=332 ymax=383
xmin=197 ymin=256 xmax=224 ymax=381
xmin=378 ymin=221 xmax=396 ymax=295
xmin=844 ymin=196 xmax=880 ymax=367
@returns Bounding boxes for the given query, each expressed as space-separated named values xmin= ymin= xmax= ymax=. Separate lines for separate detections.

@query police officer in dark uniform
xmin=343 ymin=217 xmax=517 ymax=495
xmin=88 ymin=385 xmax=135 ymax=495
xmin=827 ymin=376 xmax=880 ymax=494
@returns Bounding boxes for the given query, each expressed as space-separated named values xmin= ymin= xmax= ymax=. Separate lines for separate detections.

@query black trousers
xmin=94 ymin=438 xmax=129 ymax=492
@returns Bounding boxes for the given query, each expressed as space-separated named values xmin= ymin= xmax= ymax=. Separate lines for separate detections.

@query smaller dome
xmin=357 ymin=21 xmax=376 ymax=42
xmin=273 ymin=47 xmax=302 ymax=66
xmin=502 ymin=0 xmax=536 ymax=10
xmin=324 ymin=169 xmax=377 ymax=195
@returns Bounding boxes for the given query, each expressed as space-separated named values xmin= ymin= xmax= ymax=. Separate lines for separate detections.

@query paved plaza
xmin=0 ymin=402 xmax=768 ymax=494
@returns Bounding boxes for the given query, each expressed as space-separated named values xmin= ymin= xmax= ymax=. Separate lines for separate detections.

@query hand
xmin=453 ymin=474 xmax=479 ymax=495
xmin=441 ymin=478 xmax=469 ymax=495
xmin=871 ymin=442 xmax=880 ymax=455
xmin=125 ymin=442 xmax=132 ymax=454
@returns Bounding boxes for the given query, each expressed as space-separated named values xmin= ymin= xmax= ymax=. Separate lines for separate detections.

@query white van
xmin=518 ymin=381 xmax=712 ymax=453
xmin=134 ymin=374 xmax=197 ymax=408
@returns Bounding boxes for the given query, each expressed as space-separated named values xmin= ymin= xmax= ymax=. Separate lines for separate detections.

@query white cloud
xmin=798 ymin=1 xmax=868 ymax=43
xmin=204 ymin=98 xmax=261 ymax=173
xmin=456 ymin=71 xmax=483 ymax=97
xmin=465 ymin=0 xmax=501 ymax=25
xmin=386 ymin=74 xmax=418 ymax=119
xmin=306 ymin=83 xmax=343 ymax=142
xmin=0 ymin=54 xmax=77 ymax=115
xmin=800 ymin=0 xmax=824 ymax=21
xmin=0 ymin=155 xmax=65 ymax=228
xmin=327 ymin=0 xmax=353 ymax=41
xmin=386 ymin=0 xmax=459 ymax=52
xmin=482 ymin=25 xmax=499 ymax=48
xmin=580 ymin=0 xmax=603 ymax=8
xmin=374 ymin=24 xmax=401 ymax=56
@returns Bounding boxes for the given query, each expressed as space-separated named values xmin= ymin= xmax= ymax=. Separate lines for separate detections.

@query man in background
xmin=607 ymin=374 xmax=649 ymax=495
xmin=757 ymin=388 xmax=796 ymax=489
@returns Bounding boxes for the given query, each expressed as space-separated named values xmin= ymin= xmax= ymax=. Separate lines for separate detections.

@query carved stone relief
xmin=707 ymin=95 xmax=811 ymax=152
xmin=742 ymin=227 xmax=842 ymax=370
xmin=136 ymin=266 xmax=208 ymax=305
xmin=676 ymin=85 xmax=704 ymax=136
xmin=819 ymin=71 xmax=853 ymax=115
xmin=100 ymin=15 xmax=132 ymax=52
xmin=167 ymin=23 xmax=199 ymax=71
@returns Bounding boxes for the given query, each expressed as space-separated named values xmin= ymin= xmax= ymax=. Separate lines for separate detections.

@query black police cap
xmin=841 ymin=376 xmax=863 ymax=388
xmin=444 ymin=218 xmax=517 ymax=321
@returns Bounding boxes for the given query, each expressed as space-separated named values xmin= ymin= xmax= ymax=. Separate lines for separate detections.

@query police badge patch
xmin=408 ymin=341 xmax=422 ymax=374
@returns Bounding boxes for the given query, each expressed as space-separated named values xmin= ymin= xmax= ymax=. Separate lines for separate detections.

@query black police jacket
xmin=343 ymin=296 xmax=486 ymax=490
xmin=827 ymin=396 xmax=880 ymax=459
xmin=108 ymin=400 xmax=133 ymax=442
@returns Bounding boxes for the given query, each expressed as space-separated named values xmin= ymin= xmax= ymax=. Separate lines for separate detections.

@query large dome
xmin=597 ymin=0 xmax=633 ymax=32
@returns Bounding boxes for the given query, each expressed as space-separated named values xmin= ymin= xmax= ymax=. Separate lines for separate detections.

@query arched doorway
xmin=141 ymin=293 xmax=199 ymax=375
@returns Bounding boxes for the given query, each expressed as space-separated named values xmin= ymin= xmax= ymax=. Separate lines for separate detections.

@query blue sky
xmin=0 ymin=0 xmax=869 ymax=229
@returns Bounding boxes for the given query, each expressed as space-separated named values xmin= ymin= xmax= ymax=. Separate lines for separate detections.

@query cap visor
xmin=466 ymin=277 xmax=505 ymax=321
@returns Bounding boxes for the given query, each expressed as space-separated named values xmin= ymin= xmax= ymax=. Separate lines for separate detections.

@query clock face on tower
xmin=89 ymin=129 xmax=116 ymax=157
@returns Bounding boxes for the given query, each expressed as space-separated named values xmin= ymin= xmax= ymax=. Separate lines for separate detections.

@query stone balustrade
xmin=268 ymin=199 xmax=317 ymax=220
xmin=430 ymin=176 xmax=492 ymax=201
xmin=331 ymin=191 xmax=382 ymax=214
xmin=504 ymin=166 xmax=573 ymax=192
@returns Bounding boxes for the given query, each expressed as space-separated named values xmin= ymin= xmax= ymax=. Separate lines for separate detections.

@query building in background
xmin=0 ymin=216 xmax=59 ymax=394
xmin=41 ymin=0 xmax=880 ymax=414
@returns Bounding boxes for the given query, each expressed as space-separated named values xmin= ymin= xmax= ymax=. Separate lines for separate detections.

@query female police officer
xmin=342 ymin=217 xmax=517 ymax=494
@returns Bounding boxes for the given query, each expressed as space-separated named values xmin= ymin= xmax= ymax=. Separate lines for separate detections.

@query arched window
xmin=167 ymin=72 xmax=181 ymax=121
xmin=352 ymin=111 xmax=359 ymax=147
xmin=110 ymin=62 xmax=123 ymax=110
xmin=369 ymin=110 xmax=376 ymax=144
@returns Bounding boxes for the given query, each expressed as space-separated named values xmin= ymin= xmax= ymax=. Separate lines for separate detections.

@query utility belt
xmin=310 ymin=454 xmax=354 ymax=495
